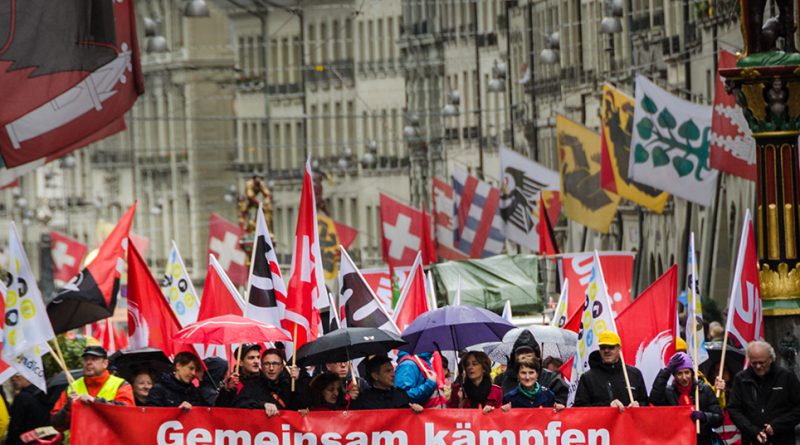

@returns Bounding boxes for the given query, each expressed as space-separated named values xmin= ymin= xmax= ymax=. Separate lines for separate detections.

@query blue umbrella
xmin=400 ymin=305 xmax=515 ymax=354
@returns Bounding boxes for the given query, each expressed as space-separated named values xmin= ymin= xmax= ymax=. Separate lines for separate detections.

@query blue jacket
xmin=394 ymin=351 xmax=437 ymax=404
xmin=503 ymin=386 xmax=556 ymax=408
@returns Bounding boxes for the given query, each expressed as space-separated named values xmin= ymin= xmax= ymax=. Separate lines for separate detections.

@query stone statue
xmin=741 ymin=0 xmax=796 ymax=54
xmin=238 ymin=173 xmax=273 ymax=235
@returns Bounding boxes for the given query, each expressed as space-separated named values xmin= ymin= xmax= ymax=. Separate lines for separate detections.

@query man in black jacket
xmin=352 ymin=355 xmax=423 ymax=412
xmin=728 ymin=341 xmax=800 ymax=445
xmin=649 ymin=352 xmax=723 ymax=445
xmin=494 ymin=329 xmax=569 ymax=407
xmin=7 ymin=374 xmax=51 ymax=445
xmin=573 ymin=331 xmax=648 ymax=411
xmin=216 ymin=348 xmax=308 ymax=415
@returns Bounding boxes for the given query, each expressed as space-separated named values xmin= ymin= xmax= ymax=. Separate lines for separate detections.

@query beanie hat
xmin=673 ymin=352 xmax=694 ymax=372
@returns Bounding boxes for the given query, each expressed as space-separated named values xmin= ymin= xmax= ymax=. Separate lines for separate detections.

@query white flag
xmin=0 ymin=277 xmax=50 ymax=393
xmin=3 ymin=223 xmax=56 ymax=360
xmin=245 ymin=204 xmax=287 ymax=329
xmin=686 ymin=232 xmax=709 ymax=365
xmin=629 ymin=75 xmax=718 ymax=206
xmin=574 ymin=251 xmax=619 ymax=374
xmin=551 ymin=279 xmax=569 ymax=328
xmin=161 ymin=241 xmax=200 ymax=327
xmin=502 ymin=300 xmax=513 ymax=322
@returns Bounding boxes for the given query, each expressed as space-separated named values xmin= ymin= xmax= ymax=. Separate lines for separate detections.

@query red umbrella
xmin=173 ymin=314 xmax=291 ymax=345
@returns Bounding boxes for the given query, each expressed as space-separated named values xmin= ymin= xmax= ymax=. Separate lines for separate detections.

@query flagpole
xmin=49 ymin=339 xmax=76 ymax=386
xmin=716 ymin=329 xmax=730 ymax=398
xmin=291 ymin=324 xmax=298 ymax=392
xmin=689 ymin=233 xmax=701 ymax=434
xmin=618 ymin=350 xmax=635 ymax=405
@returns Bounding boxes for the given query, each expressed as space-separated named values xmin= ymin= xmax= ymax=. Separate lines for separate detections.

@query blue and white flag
xmin=685 ymin=232 xmax=709 ymax=365
xmin=452 ymin=166 xmax=505 ymax=258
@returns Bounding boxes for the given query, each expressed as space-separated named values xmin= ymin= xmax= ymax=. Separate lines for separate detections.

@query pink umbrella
xmin=173 ymin=314 xmax=291 ymax=345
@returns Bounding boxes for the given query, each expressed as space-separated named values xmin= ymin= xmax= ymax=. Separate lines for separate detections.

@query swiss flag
xmin=558 ymin=252 xmax=634 ymax=316
xmin=198 ymin=255 xmax=245 ymax=320
xmin=617 ymin=265 xmax=678 ymax=392
xmin=0 ymin=0 xmax=144 ymax=167
xmin=207 ymin=213 xmax=247 ymax=287
xmin=284 ymin=160 xmax=324 ymax=349
xmin=48 ymin=203 xmax=136 ymax=333
xmin=379 ymin=193 xmax=436 ymax=268
xmin=50 ymin=231 xmax=88 ymax=284
xmin=127 ymin=241 xmax=190 ymax=359
xmin=392 ymin=252 xmax=430 ymax=332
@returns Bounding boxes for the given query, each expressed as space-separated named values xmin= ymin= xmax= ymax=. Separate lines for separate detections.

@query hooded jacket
xmin=572 ymin=350 xmax=649 ymax=407
xmin=394 ymin=351 xmax=438 ymax=405
xmin=494 ymin=330 xmax=568 ymax=404
xmin=8 ymin=385 xmax=51 ymax=445
xmin=351 ymin=386 xmax=412 ymax=410
xmin=145 ymin=373 xmax=208 ymax=408
xmin=649 ymin=368 xmax=723 ymax=445
xmin=727 ymin=364 xmax=800 ymax=445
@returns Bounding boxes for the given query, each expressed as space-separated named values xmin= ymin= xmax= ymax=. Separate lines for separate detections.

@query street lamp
xmin=600 ymin=0 xmax=624 ymax=33
xmin=184 ymin=0 xmax=210 ymax=17
xmin=540 ymin=32 xmax=560 ymax=64
xmin=360 ymin=140 xmax=378 ymax=169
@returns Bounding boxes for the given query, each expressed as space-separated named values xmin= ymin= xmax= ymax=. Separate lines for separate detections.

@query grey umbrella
xmin=483 ymin=325 xmax=577 ymax=364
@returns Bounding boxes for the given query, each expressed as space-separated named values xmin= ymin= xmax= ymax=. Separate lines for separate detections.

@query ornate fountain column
xmin=720 ymin=7 xmax=800 ymax=363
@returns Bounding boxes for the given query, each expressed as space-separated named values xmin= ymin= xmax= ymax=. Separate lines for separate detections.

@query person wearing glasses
xmin=728 ymin=341 xmax=800 ymax=445
xmin=216 ymin=347 xmax=308 ymax=416
xmin=572 ymin=331 xmax=649 ymax=411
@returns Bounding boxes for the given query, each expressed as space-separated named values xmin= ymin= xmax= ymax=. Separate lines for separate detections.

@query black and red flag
xmin=47 ymin=203 xmax=136 ymax=333
xmin=0 ymin=0 xmax=144 ymax=169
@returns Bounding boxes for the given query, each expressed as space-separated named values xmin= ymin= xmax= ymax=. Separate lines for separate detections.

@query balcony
xmin=304 ymin=59 xmax=355 ymax=85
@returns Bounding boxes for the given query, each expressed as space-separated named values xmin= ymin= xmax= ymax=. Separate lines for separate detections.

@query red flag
xmin=92 ymin=318 xmax=128 ymax=354
xmin=284 ymin=161 xmax=324 ymax=349
xmin=50 ymin=231 xmax=88 ymax=284
xmin=560 ymin=356 xmax=574 ymax=383
xmin=725 ymin=209 xmax=763 ymax=348
xmin=0 ymin=0 xmax=144 ymax=167
xmin=127 ymin=241 xmax=188 ymax=359
xmin=198 ymin=255 xmax=245 ymax=320
xmin=710 ymin=49 xmax=756 ymax=181
xmin=558 ymin=252 xmax=634 ymax=316
xmin=333 ymin=220 xmax=358 ymax=249
xmin=207 ymin=213 xmax=248 ymax=287
xmin=379 ymin=193 xmax=436 ymax=268
xmin=392 ymin=253 xmax=430 ymax=332
xmin=616 ymin=265 xmax=678 ymax=392
xmin=562 ymin=306 xmax=581 ymax=334
xmin=0 ymin=287 xmax=15 ymax=383
xmin=48 ymin=203 xmax=136 ymax=333
xmin=538 ymin=195 xmax=559 ymax=256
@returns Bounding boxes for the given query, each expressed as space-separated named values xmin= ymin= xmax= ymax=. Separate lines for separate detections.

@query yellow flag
xmin=317 ymin=212 xmax=341 ymax=280
xmin=600 ymin=84 xmax=670 ymax=212
xmin=557 ymin=115 xmax=620 ymax=233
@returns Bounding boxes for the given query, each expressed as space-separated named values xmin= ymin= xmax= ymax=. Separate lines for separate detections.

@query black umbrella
xmin=109 ymin=348 xmax=172 ymax=382
xmin=296 ymin=327 xmax=406 ymax=366
xmin=46 ymin=369 xmax=83 ymax=405
xmin=699 ymin=341 xmax=746 ymax=379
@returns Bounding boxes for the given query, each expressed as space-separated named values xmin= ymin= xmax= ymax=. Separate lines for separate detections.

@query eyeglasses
xmin=263 ymin=361 xmax=283 ymax=368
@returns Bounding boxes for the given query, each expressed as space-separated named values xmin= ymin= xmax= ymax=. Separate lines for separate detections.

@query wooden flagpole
xmin=617 ymin=350 xmax=635 ymax=405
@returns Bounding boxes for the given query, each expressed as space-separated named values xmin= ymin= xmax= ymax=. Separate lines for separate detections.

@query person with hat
xmin=573 ymin=331 xmax=648 ymax=411
xmin=650 ymin=352 xmax=723 ymax=445
xmin=50 ymin=346 xmax=134 ymax=434
xmin=494 ymin=329 xmax=568 ymax=407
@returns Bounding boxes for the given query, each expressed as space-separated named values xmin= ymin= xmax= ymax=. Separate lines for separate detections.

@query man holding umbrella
xmin=50 ymin=346 xmax=134 ymax=434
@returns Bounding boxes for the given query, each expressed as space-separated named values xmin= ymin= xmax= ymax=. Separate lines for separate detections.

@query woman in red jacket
xmin=448 ymin=351 xmax=503 ymax=413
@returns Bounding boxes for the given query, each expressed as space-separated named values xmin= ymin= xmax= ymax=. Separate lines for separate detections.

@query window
xmin=358 ymin=22 xmax=365 ymax=63
xmin=333 ymin=20 xmax=341 ymax=61
xmin=320 ymin=22 xmax=328 ymax=62
xmin=387 ymin=17 xmax=395 ymax=64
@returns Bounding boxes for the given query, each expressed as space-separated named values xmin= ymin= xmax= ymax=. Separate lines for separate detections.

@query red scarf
xmin=676 ymin=383 xmax=692 ymax=406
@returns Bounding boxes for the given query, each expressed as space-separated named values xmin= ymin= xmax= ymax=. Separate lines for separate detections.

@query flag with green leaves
xmin=629 ymin=75 xmax=718 ymax=206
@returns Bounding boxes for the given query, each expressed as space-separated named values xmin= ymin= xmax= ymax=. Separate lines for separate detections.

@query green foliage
xmin=634 ymin=144 xmax=649 ymax=163
xmin=672 ymin=157 xmax=695 ymax=177
xmin=678 ymin=120 xmax=700 ymax=141
xmin=43 ymin=335 xmax=87 ymax=378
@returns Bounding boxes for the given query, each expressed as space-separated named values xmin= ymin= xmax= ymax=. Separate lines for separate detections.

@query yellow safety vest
xmin=64 ymin=375 xmax=126 ymax=444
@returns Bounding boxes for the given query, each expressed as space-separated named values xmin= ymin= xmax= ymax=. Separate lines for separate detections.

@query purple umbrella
xmin=400 ymin=305 xmax=515 ymax=354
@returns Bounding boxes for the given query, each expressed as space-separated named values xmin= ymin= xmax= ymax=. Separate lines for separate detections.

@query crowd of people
xmin=4 ymin=330 xmax=800 ymax=445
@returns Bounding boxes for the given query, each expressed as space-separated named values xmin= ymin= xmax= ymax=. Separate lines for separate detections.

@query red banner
xmin=558 ymin=252 xmax=634 ymax=316
xmin=71 ymin=403 xmax=695 ymax=445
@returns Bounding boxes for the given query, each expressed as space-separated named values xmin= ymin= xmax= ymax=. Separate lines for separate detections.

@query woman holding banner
xmin=500 ymin=359 xmax=556 ymax=411
xmin=145 ymin=352 xmax=208 ymax=409
xmin=649 ymin=352 xmax=723 ymax=445
xmin=448 ymin=351 xmax=503 ymax=413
